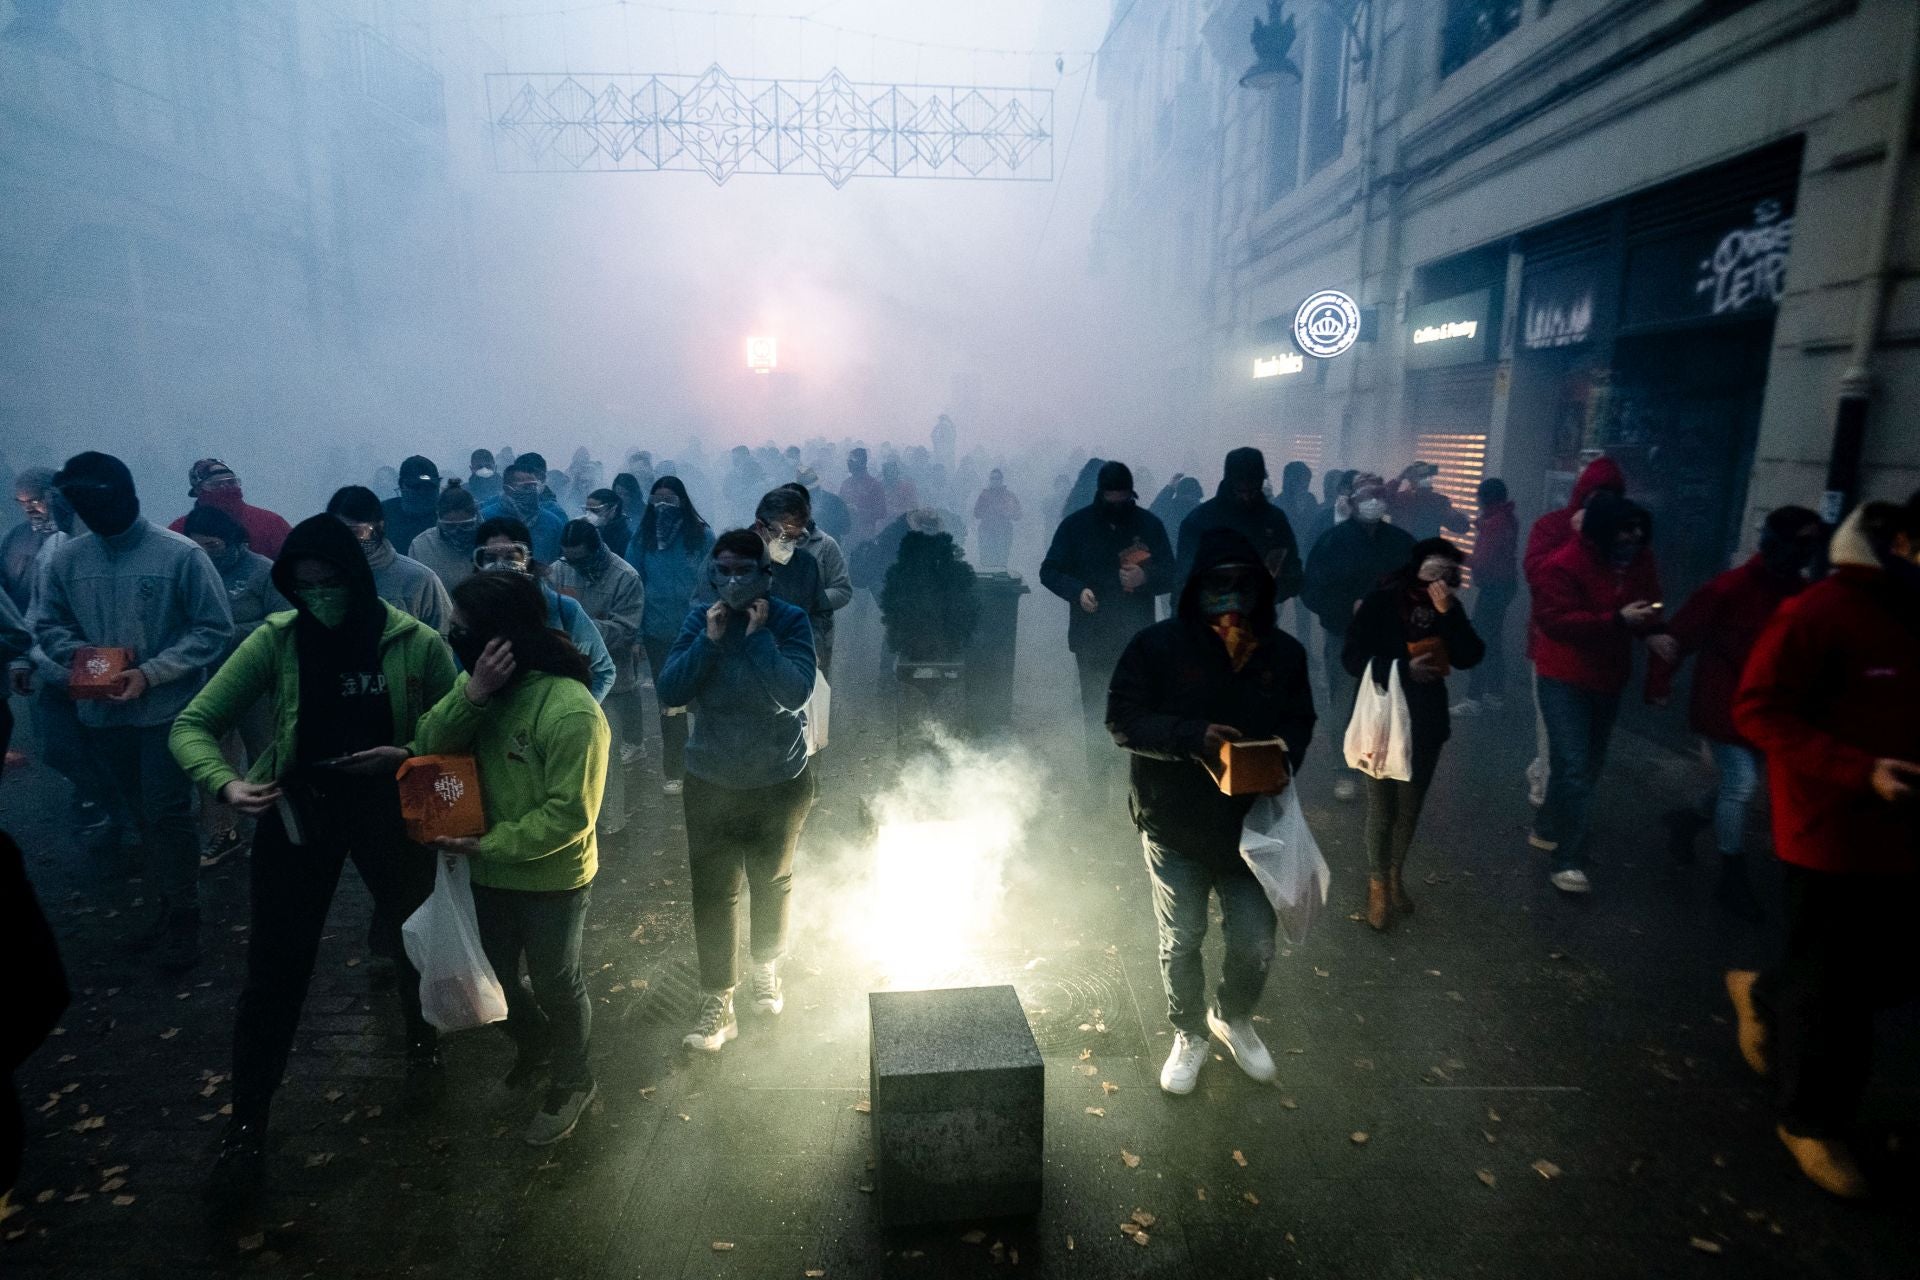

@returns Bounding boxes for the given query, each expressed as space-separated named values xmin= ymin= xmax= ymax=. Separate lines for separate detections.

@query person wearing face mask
xmin=166 ymin=458 xmax=292 ymax=560
xmin=773 ymin=483 xmax=851 ymax=676
xmin=1528 ymin=491 xmax=1666 ymax=894
xmin=582 ymin=488 xmax=633 ymax=566
xmin=1386 ymin=462 xmax=1470 ymax=542
xmin=405 ymin=480 xmax=482 ymax=591
xmin=2 ymin=467 xmax=58 ymax=609
xmin=169 ymin=514 xmax=457 ymax=1211
xmin=1175 ymin=448 xmax=1305 ymax=603
xmin=472 ymin=518 xmax=616 ymax=704
xmin=550 ymin=519 xmax=643 ymax=851
xmin=633 ymin=478 xmax=714 ymax=792
xmin=381 ymin=456 xmax=442 ymax=556
xmin=480 ymin=461 xmax=567 ymax=562
xmin=1724 ymin=495 xmax=1920 ymax=1200
xmin=1342 ymin=539 xmax=1485 ymax=929
xmin=1107 ymin=529 xmax=1315 ymax=1095
xmin=325 ymin=486 xmax=453 ymax=635
xmin=745 ymin=488 xmax=833 ymax=673
xmin=33 ymin=452 xmax=233 ymax=971
xmin=1645 ymin=505 xmax=1824 ymax=919
xmin=1302 ymin=475 xmax=1415 ymax=802
xmin=658 ymin=530 xmax=817 ymax=1055
xmin=609 ymin=473 xmax=648 ymax=548
xmin=1041 ymin=461 xmax=1178 ymax=798
xmin=466 ymin=449 xmax=502 ymax=506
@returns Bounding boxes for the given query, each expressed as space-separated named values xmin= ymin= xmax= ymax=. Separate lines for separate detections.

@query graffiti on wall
xmin=1694 ymin=200 xmax=1793 ymax=316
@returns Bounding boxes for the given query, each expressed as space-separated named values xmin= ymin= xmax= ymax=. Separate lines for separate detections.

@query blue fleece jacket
xmin=656 ymin=595 xmax=815 ymax=789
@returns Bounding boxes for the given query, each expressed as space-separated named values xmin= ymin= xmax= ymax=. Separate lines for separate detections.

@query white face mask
xmin=584 ymin=510 xmax=609 ymax=528
xmin=473 ymin=467 xmax=495 ymax=478
xmin=1356 ymin=498 xmax=1387 ymax=522
xmin=766 ymin=536 xmax=797 ymax=565
xmin=1416 ymin=556 xmax=1453 ymax=583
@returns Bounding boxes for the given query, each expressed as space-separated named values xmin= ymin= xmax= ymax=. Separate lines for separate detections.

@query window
xmin=1263 ymin=68 xmax=1303 ymax=201
xmin=1439 ymin=0 xmax=1522 ymax=79
xmin=1303 ymin=8 xmax=1353 ymax=176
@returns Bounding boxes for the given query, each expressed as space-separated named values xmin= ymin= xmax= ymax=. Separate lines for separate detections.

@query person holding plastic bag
xmin=168 ymin=515 xmax=456 ymax=1213
xmin=1342 ymin=538 xmax=1485 ymax=931
xmin=412 ymin=571 xmax=608 ymax=1147
xmin=1108 ymin=529 xmax=1315 ymax=1097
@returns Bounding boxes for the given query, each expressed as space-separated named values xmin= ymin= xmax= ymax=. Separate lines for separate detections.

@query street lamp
xmin=1238 ymin=0 xmax=1300 ymax=89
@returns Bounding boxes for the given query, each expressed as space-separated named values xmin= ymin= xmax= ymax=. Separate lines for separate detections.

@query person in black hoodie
xmin=1175 ymin=447 xmax=1305 ymax=604
xmin=2 ymin=829 xmax=69 ymax=1214
xmin=167 ymin=515 xmax=458 ymax=1214
xmin=1040 ymin=461 xmax=1176 ymax=793
xmin=1342 ymin=538 xmax=1484 ymax=930
xmin=1108 ymin=528 xmax=1316 ymax=1097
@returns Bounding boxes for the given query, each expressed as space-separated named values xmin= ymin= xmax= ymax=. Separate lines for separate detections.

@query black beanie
xmin=1223 ymin=447 xmax=1268 ymax=485
xmin=1096 ymin=461 xmax=1135 ymax=495
xmin=55 ymin=451 xmax=140 ymax=537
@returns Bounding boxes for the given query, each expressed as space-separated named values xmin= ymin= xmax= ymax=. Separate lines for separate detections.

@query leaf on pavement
xmin=1231 ymin=1150 xmax=1248 ymax=1167
xmin=238 ymin=1233 xmax=265 ymax=1252
xmin=852 ymin=1099 xmax=871 ymax=1113
xmin=1531 ymin=1159 xmax=1562 ymax=1180
xmin=1084 ymin=1107 xmax=1105 ymax=1118
xmin=1476 ymin=1169 xmax=1497 ymax=1188
xmin=1101 ymin=1081 xmax=1119 ymax=1095
xmin=1120 ymin=1149 xmax=1141 ymax=1169
xmin=112 ymin=1195 xmax=136 ymax=1207
xmin=1689 ymin=1237 xmax=1723 ymax=1255
xmin=1350 ymin=1132 xmax=1369 ymax=1146
xmin=1244 ymin=1191 xmax=1261 ymax=1206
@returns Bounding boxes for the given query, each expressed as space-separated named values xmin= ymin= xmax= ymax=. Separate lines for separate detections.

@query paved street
xmin=3 ymin=598 xmax=1916 ymax=1279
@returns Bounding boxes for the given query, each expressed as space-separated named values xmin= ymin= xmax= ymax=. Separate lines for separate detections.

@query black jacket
xmin=2 ymin=829 xmax=69 ymax=1077
xmin=1302 ymin=519 xmax=1416 ymax=636
xmin=1176 ymin=491 xmax=1304 ymax=604
xmin=1108 ymin=529 xmax=1316 ymax=861
xmin=1040 ymin=502 xmax=1175 ymax=661
xmin=1342 ymin=578 xmax=1485 ymax=783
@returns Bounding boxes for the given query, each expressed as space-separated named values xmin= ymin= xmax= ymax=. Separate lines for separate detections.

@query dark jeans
xmin=1142 ymin=834 xmax=1277 ymax=1035
xmin=32 ymin=686 xmax=108 ymax=810
xmin=1467 ymin=581 xmax=1516 ymax=700
xmin=1534 ymin=676 xmax=1621 ymax=871
xmin=683 ymin=768 xmax=816 ymax=993
xmin=231 ymin=798 xmax=435 ymax=1125
xmin=472 ymin=882 xmax=594 ymax=1091
xmin=1363 ymin=776 xmax=1431 ymax=878
xmin=89 ymin=723 xmax=200 ymax=909
xmin=1753 ymin=866 xmax=1917 ymax=1138
xmin=642 ymin=634 xmax=689 ymax=781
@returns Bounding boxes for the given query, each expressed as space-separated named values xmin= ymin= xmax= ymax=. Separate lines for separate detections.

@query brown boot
xmin=1776 ymin=1126 xmax=1868 ymax=1199
xmin=1366 ymin=877 xmax=1390 ymax=931
xmin=1723 ymin=970 xmax=1769 ymax=1077
xmin=1388 ymin=867 xmax=1414 ymax=917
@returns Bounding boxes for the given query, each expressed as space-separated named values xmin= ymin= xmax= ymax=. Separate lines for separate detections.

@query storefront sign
xmin=1293 ymin=289 xmax=1361 ymax=359
xmin=1521 ymin=259 xmax=1599 ymax=351
xmin=1623 ymin=196 xmax=1794 ymax=328
xmin=1253 ymin=351 xmax=1305 ymax=379
xmin=1405 ymin=289 xmax=1492 ymax=369
xmin=746 ymin=335 xmax=777 ymax=372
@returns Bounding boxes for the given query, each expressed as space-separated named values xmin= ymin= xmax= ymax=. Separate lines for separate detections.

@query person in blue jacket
xmin=632 ymin=476 xmax=715 ymax=794
xmin=473 ymin=518 xmax=614 ymax=703
xmin=657 ymin=529 xmax=816 ymax=1056
xmin=479 ymin=459 xmax=567 ymax=563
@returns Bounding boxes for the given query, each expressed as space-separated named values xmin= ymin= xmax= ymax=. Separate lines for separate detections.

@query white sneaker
xmin=750 ymin=960 xmax=784 ymax=1015
xmin=1206 ymin=1008 xmax=1277 ymax=1084
xmin=1159 ymin=1030 xmax=1208 ymax=1095
xmin=1549 ymin=868 xmax=1591 ymax=894
xmin=619 ymin=742 xmax=644 ymax=766
xmin=1449 ymin=698 xmax=1483 ymax=718
xmin=683 ymin=992 xmax=737 ymax=1052
xmin=1333 ymin=777 xmax=1360 ymax=802
xmin=662 ymin=779 xmax=684 ymax=796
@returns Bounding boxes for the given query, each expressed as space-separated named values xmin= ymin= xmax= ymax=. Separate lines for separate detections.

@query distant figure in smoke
xmin=407 ymin=480 xmax=481 ymax=591
xmin=1176 ymin=448 xmax=1304 ymax=603
xmin=1304 ymin=468 xmax=1355 ymax=554
xmin=722 ymin=445 xmax=766 ymax=527
xmin=372 ymin=464 xmax=399 ymax=498
xmin=972 ymin=468 xmax=1022 ymax=570
xmin=839 ymin=447 xmax=887 ymax=547
xmin=466 ymin=448 xmax=502 ymax=506
xmin=881 ymin=530 xmax=980 ymax=662
xmin=1040 ymin=461 xmax=1175 ymax=799
xmin=382 ymin=455 xmax=443 ymax=556
xmin=881 ymin=458 xmax=919 ymax=520
xmin=2 ymin=467 xmax=58 ymax=609
xmin=326 ymin=486 xmax=453 ymax=635
xmin=633 ymin=477 xmax=714 ymax=794
xmin=797 ymin=465 xmax=852 ymax=544
xmin=1060 ymin=457 xmax=1105 ymax=522
xmin=1453 ymin=477 xmax=1518 ymax=718
xmin=610 ymin=473 xmax=649 ymax=551
xmin=1387 ymin=461 xmax=1469 ymax=541
xmin=658 ymin=529 xmax=818 ymax=1056
xmin=1108 ymin=527 xmax=1315 ymax=1096
xmin=166 ymin=458 xmax=291 ymax=560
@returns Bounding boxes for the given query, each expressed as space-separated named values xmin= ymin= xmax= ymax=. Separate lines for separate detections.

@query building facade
xmin=1099 ymin=0 xmax=1919 ymax=604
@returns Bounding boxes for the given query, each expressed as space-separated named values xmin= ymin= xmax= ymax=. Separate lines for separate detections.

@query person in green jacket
xmin=168 ymin=515 xmax=457 ymax=1214
xmin=414 ymin=570 xmax=608 ymax=1147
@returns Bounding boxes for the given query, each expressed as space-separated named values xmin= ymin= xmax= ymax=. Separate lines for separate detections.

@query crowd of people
xmin=1 ymin=428 xmax=1915 ymax=1217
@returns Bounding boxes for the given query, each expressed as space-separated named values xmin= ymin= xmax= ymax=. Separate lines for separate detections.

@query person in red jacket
xmin=1647 ymin=505 xmax=1822 ymax=918
xmin=1454 ymin=477 xmax=1518 ymax=716
xmin=1724 ymin=497 xmax=1920 ymax=1200
xmin=1528 ymin=492 xmax=1668 ymax=894
xmin=1521 ymin=456 xmax=1627 ymax=805
xmin=167 ymin=459 xmax=292 ymax=559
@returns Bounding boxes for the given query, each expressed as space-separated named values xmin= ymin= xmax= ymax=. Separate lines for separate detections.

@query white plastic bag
xmin=802 ymin=673 xmax=831 ymax=756
xmin=1342 ymin=659 xmax=1414 ymax=781
xmin=401 ymin=855 xmax=509 ymax=1034
xmin=1239 ymin=788 xmax=1330 ymax=945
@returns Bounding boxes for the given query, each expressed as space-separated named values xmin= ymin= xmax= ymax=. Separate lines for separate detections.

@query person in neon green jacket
xmin=415 ymin=570 xmax=608 ymax=1147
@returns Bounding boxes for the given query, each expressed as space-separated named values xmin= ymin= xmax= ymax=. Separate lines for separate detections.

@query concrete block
xmin=868 ymin=985 xmax=1044 ymax=1225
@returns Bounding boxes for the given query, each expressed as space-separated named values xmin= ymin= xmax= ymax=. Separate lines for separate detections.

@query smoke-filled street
xmin=3 ymin=1 xmax=1920 ymax=1278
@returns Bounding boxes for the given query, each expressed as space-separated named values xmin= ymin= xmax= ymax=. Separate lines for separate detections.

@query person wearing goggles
xmin=325 ymin=486 xmax=452 ymax=635
xmin=470 ymin=518 xmax=615 ymax=703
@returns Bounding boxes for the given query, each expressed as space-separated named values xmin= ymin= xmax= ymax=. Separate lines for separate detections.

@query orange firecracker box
xmin=68 ymin=647 xmax=135 ymax=700
xmin=1408 ymin=635 xmax=1452 ymax=677
xmin=1212 ymin=737 xmax=1291 ymax=797
xmin=396 ymin=755 xmax=488 ymax=844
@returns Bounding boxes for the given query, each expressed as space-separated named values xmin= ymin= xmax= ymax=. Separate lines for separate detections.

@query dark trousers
xmin=473 ymin=882 xmax=594 ymax=1090
xmin=683 ymin=768 xmax=816 ymax=993
xmin=1363 ymin=776 xmax=1432 ymax=878
xmin=1075 ymin=651 xmax=1122 ymax=787
xmin=1467 ymin=581 xmax=1516 ymax=699
xmin=231 ymin=800 xmax=435 ymax=1125
xmin=1535 ymin=676 xmax=1620 ymax=870
xmin=642 ymin=634 xmax=690 ymax=781
xmin=31 ymin=686 xmax=107 ymax=811
xmin=1142 ymin=834 xmax=1276 ymax=1035
xmin=89 ymin=723 xmax=199 ymax=909
xmin=1753 ymin=866 xmax=1917 ymax=1138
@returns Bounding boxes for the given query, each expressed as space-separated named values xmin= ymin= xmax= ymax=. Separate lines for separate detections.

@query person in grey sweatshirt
xmin=777 ymin=482 xmax=852 ymax=676
xmin=551 ymin=518 xmax=644 ymax=846
xmin=32 ymin=452 xmax=233 ymax=971
xmin=326 ymin=486 xmax=453 ymax=634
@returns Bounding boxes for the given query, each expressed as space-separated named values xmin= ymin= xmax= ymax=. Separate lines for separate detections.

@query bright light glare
xmin=867 ymin=815 xmax=1017 ymax=990
xmin=746 ymin=334 xmax=777 ymax=372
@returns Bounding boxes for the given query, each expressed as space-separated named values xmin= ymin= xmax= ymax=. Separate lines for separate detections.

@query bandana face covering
xmin=298 ymin=586 xmax=350 ymax=629
xmin=1210 ymin=613 xmax=1256 ymax=672
xmin=710 ymin=565 xmax=768 ymax=611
